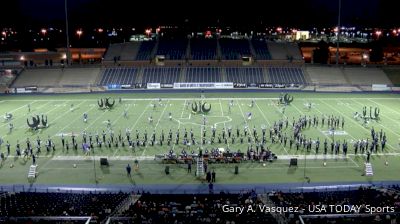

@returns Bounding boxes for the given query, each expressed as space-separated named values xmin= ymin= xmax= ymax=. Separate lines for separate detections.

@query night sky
xmin=0 ymin=0 xmax=398 ymax=29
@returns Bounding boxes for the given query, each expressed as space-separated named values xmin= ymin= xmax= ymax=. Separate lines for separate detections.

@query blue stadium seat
xmin=268 ymin=67 xmax=306 ymax=84
xmin=185 ymin=67 xmax=220 ymax=82
xmin=219 ymin=39 xmax=251 ymax=60
xmin=99 ymin=67 xmax=138 ymax=85
xmin=190 ymin=38 xmax=217 ymax=60
xmin=135 ymin=41 xmax=156 ymax=61
xmin=156 ymin=39 xmax=187 ymax=60
xmin=142 ymin=67 xmax=181 ymax=84
xmin=226 ymin=67 xmax=264 ymax=84
xmin=251 ymin=39 xmax=272 ymax=60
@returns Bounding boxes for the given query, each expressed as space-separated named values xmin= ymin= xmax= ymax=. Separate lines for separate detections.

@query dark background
xmin=0 ymin=0 xmax=398 ymax=29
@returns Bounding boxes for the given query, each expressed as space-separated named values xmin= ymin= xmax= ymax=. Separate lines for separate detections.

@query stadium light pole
xmin=64 ymin=0 xmax=71 ymax=66
xmin=335 ymin=0 xmax=341 ymax=65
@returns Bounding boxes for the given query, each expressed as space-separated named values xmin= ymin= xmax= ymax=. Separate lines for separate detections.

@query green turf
xmin=0 ymin=92 xmax=399 ymax=185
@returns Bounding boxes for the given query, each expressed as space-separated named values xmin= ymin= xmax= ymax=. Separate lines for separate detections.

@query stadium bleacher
xmin=251 ymin=39 xmax=272 ymax=60
xmin=225 ymin=67 xmax=265 ymax=84
xmin=58 ymin=68 xmax=101 ymax=86
xmin=99 ymin=67 xmax=139 ymax=86
xmin=135 ymin=41 xmax=156 ymax=61
xmin=219 ymin=39 xmax=251 ymax=60
xmin=103 ymin=44 xmax=123 ymax=61
xmin=142 ymin=67 xmax=181 ymax=84
xmin=306 ymin=66 xmax=350 ymax=85
xmin=185 ymin=67 xmax=221 ymax=82
xmin=268 ymin=67 xmax=306 ymax=84
xmin=0 ymin=192 xmax=128 ymax=222
xmin=119 ymin=42 xmax=141 ymax=61
xmin=285 ymin=43 xmax=303 ymax=60
xmin=93 ymin=66 xmax=309 ymax=86
xmin=12 ymin=69 xmax=64 ymax=87
xmin=190 ymin=38 xmax=217 ymax=60
xmin=343 ymin=67 xmax=393 ymax=86
xmin=267 ymin=42 xmax=303 ymax=61
xmin=120 ymin=192 xmax=278 ymax=224
xmin=156 ymin=38 xmax=188 ymax=60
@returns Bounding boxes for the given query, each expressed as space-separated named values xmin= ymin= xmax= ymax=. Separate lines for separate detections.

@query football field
xmin=0 ymin=91 xmax=399 ymax=186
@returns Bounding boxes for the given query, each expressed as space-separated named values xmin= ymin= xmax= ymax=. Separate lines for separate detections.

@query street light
xmin=375 ymin=30 xmax=382 ymax=39
xmin=41 ymin=29 xmax=47 ymax=36
xmin=145 ymin=28 xmax=151 ymax=37
xmin=76 ymin=29 xmax=83 ymax=38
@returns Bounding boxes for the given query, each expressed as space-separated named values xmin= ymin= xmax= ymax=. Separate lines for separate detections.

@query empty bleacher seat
xmin=156 ymin=38 xmax=187 ymax=60
xmin=135 ymin=41 xmax=156 ymax=61
xmin=99 ymin=67 xmax=138 ymax=86
xmin=225 ymin=67 xmax=265 ymax=84
xmin=142 ymin=67 xmax=181 ymax=84
xmin=251 ymin=39 xmax=271 ymax=60
xmin=219 ymin=39 xmax=251 ymax=60
xmin=185 ymin=67 xmax=220 ymax=82
xmin=268 ymin=67 xmax=306 ymax=84
xmin=190 ymin=38 xmax=217 ymax=60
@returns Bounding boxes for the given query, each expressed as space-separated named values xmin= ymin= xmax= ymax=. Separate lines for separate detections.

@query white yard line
xmin=17 ymin=101 xmax=68 ymax=128
xmin=254 ymin=100 xmax=271 ymax=126
xmin=219 ymin=99 xmax=224 ymax=117
xmin=318 ymin=99 xmax=399 ymax=153
xmin=2 ymin=100 xmax=38 ymax=113
xmin=236 ymin=99 xmax=249 ymax=126
xmin=154 ymin=100 xmax=170 ymax=129
xmin=256 ymin=100 xmax=290 ymax=155
xmin=50 ymin=100 xmax=91 ymax=136
xmin=349 ymin=99 xmax=400 ymax=138
xmin=252 ymin=165 xmax=359 ymax=169
xmin=368 ymin=98 xmax=400 ymax=117
xmin=5 ymin=97 xmax=400 ymax=102
xmin=140 ymin=100 xmax=170 ymax=157
xmin=348 ymin=156 xmax=360 ymax=167
xmin=180 ymin=100 xmax=187 ymax=118
xmin=236 ymin=99 xmax=257 ymax=144
xmin=110 ymin=103 xmax=135 ymax=157
xmin=0 ymin=100 xmax=51 ymax=128
xmin=173 ymin=100 xmax=188 ymax=151
xmin=290 ymin=102 xmax=320 ymax=155
xmin=218 ymin=99 xmax=228 ymax=147
xmin=111 ymin=102 xmax=133 ymax=126
xmin=34 ymin=100 xmax=89 ymax=169
xmin=129 ymin=101 xmax=152 ymax=131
